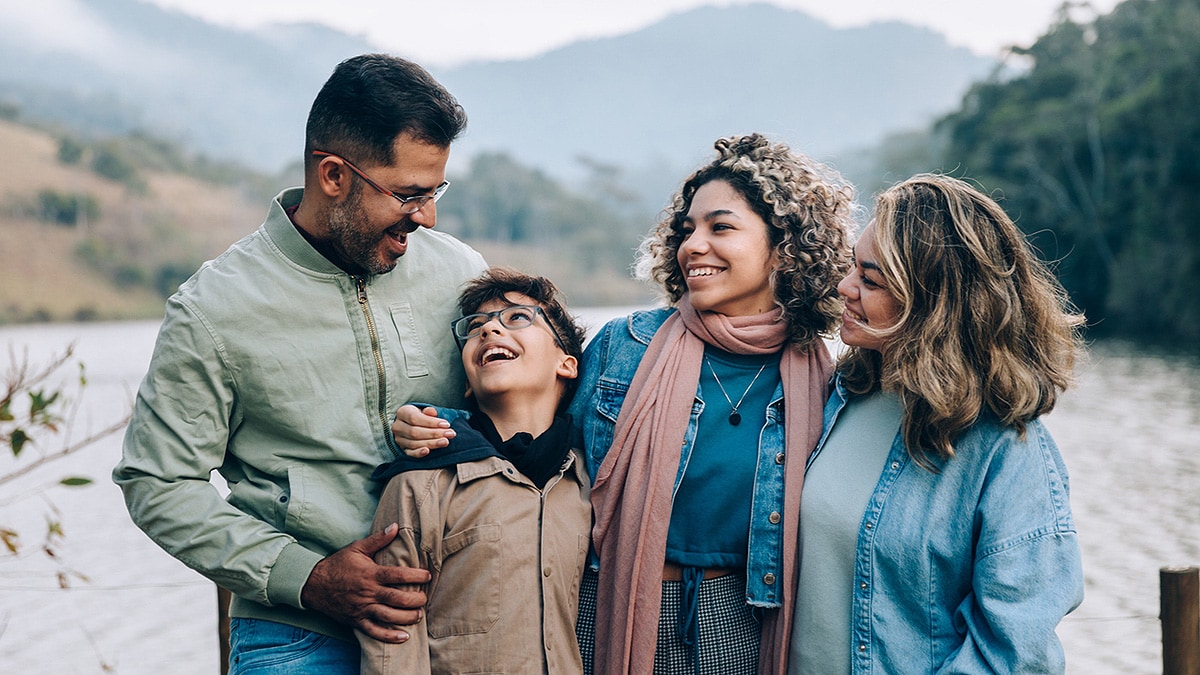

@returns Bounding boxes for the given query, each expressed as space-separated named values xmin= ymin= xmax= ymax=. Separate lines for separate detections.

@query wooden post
xmin=1162 ymin=566 xmax=1200 ymax=675
xmin=217 ymin=585 xmax=232 ymax=675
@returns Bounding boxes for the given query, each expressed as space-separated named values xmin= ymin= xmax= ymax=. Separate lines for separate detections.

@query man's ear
xmin=557 ymin=354 xmax=579 ymax=380
xmin=314 ymin=156 xmax=352 ymax=199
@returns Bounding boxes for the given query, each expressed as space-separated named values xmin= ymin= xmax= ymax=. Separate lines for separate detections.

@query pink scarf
xmin=590 ymin=299 xmax=832 ymax=675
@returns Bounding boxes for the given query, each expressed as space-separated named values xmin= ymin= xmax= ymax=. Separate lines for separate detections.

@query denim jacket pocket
xmin=586 ymin=377 xmax=629 ymax=474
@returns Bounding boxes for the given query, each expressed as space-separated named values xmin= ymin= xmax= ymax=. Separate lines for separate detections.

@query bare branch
xmin=0 ymin=416 xmax=129 ymax=489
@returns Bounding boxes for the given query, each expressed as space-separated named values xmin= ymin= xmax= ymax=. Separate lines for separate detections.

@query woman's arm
xmin=937 ymin=425 xmax=1084 ymax=673
xmin=937 ymin=530 xmax=1082 ymax=672
xmin=392 ymin=405 xmax=461 ymax=458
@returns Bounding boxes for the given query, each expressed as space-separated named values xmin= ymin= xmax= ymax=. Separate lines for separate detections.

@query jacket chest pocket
xmin=587 ymin=378 xmax=628 ymax=462
xmin=427 ymin=522 xmax=502 ymax=637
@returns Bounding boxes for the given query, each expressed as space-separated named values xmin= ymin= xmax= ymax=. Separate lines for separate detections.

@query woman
xmin=791 ymin=174 xmax=1085 ymax=673
xmin=395 ymin=133 xmax=854 ymax=674
xmin=573 ymin=133 xmax=853 ymax=675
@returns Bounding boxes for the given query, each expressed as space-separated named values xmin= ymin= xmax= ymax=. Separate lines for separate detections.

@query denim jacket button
xmin=864 ymin=521 xmax=873 ymax=530
xmin=858 ymin=644 xmax=867 ymax=652
xmin=768 ymin=511 xmax=781 ymax=524
xmin=891 ymin=461 xmax=900 ymax=470
xmin=763 ymin=573 xmax=776 ymax=585
xmin=775 ymin=452 xmax=785 ymax=464
xmin=860 ymin=582 xmax=867 ymax=590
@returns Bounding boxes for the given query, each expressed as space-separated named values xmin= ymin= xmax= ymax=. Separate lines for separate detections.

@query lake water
xmin=1 ymin=316 xmax=1197 ymax=674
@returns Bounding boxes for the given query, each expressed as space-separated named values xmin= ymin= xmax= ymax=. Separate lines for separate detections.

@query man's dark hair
xmin=304 ymin=54 xmax=467 ymax=169
xmin=457 ymin=267 xmax=588 ymax=409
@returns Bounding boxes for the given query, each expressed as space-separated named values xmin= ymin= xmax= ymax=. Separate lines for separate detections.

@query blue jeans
xmin=228 ymin=618 xmax=358 ymax=675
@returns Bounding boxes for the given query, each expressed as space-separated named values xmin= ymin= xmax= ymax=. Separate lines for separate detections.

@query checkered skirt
xmin=576 ymin=567 xmax=762 ymax=674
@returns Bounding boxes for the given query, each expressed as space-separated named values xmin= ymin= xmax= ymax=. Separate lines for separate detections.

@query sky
xmin=143 ymin=0 xmax=1122 ymax=67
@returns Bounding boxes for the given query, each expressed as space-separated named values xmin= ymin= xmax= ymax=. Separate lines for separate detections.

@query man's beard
xmin=325 ymin=184 xmax=402 ymax=275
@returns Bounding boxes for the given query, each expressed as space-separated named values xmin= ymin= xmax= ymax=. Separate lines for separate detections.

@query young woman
xmin=791 ymin=174 xmax=1085 ymax=673
xmin=573 ymin=134 xmax=854 ymax=674
xmin=394 ymin=133 xmax=855 ymax=674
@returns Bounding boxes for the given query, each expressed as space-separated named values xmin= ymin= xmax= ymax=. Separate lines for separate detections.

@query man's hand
xmin=392 ymin=405 xmax=455 ymax=458
xmin=301 ymin=524 xmax=431 ymax=643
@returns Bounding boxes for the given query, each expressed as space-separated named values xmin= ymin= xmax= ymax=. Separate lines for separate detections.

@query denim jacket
xmin=808 ymin=375 xmax=1084 ymax=673
xmin=568 ymin=308 xmax=790 ymax=607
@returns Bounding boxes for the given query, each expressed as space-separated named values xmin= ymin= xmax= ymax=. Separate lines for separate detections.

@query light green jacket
xmin=113 ymin=187 xmax=487 ymax=641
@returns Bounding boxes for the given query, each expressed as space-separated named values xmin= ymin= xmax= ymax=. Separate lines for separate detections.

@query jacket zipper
xmin=356 ymin=276 xmax=397 ymax=455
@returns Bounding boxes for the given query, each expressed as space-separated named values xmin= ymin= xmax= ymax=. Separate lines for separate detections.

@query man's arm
xmin=114 ymin=299 xmax=430 ymax=637
xmin=304 ymin=524 xmax=430 ymax=642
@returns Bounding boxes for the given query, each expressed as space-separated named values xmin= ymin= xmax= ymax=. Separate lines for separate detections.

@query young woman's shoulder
xmin=622 ymin=307 xmax=675 ymax=344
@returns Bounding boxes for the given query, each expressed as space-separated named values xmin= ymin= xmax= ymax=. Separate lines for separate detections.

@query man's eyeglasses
xmin=451 ymin=304 xmax=567 ymax=352
xmin=311 ymin=150 xmax=449 ymax=215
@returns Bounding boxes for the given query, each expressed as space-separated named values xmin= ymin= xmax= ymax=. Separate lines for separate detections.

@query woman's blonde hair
xmin=636 ymin=133 xmax=855 ymax=347
xmin=839 ymin=174 xmax=1085 ymax=469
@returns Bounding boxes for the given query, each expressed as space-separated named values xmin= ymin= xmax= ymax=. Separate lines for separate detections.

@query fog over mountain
xmin=0 ymin=0 xmax=996 ymax=181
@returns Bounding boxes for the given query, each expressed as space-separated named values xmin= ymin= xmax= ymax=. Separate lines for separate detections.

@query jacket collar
xmin=262 ymin=188 xmax=344 ymax=275
xmin=627 ymin=307 xmax=675 ymax=345
xmin=263 ymin=187 xmax=426 ymax=278
xmin=455 ymin=449 xmax=586 ymax=487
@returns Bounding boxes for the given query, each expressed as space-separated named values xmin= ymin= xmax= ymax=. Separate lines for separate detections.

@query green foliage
xmin=35 ymin=189 xmax=100 ymax=226
xmin=89 ymin=141 xmax=145 ymax=191
xmin=439 ymin=152 xmax=657 ymax=303
xmin=938 ymin=0 xmax=1200 ymax=342
xmin=154 ymin=262 xmax=197 ymax=298
xmin=75 ymin=235 xmax=201 ymax=300
xmin=57 ymin=136 xmax=84 ymax=165
xmin=1 ymin=347 xmax=127 ymax=586
xmin=2 ymin=357 xmax=68 ymax=459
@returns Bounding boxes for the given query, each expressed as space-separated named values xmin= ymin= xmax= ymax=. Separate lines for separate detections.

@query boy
xmin=358 ymin=267 xmax=591 ymax=674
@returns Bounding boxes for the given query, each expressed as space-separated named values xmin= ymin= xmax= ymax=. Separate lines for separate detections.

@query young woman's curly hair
xmin=635 ymin=133 xmax=856 ymax=348
xmin=839 ymin=174 xmax=1086 ymax=469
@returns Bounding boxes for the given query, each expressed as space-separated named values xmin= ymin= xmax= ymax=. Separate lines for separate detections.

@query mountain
xmin=439 ymin=4 xmax=996 ymax=181
xmin=0 ymin=0 xmax=376 ymax=172
xmin=0 ymin=0 xmax=995 ymax=182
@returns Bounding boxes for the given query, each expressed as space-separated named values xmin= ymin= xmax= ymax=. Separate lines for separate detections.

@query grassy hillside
xmin=0 ymin=119 xmax=266 ymax=324
xmin=0 ymin=119 xmax=656 ymax=325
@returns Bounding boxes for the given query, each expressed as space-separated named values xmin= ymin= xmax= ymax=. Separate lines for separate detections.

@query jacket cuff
xmin=266 ymin=541 xmax=325 ymax=609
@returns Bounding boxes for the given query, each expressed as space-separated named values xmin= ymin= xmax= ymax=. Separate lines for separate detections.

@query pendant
xmin=728 ymin=411 xmax=742 ymax=426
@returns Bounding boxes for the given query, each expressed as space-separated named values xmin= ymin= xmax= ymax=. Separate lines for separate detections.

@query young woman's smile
xmin=677 ymin=180 xmax=778 ymax=317
xmin=837 ymin=223 xmax=902 ymax=351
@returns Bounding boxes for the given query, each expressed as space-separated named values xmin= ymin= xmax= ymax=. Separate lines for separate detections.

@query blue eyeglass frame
xmin=450 ymin=304 xmax=568 ymax=352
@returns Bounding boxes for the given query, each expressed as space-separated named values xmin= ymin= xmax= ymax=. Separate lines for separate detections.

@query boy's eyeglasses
xmin=451 ymin=304 xmax=567 ymax=352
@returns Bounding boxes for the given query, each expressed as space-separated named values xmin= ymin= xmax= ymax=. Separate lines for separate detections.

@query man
xmin=113 ymin=54 xmax=487 ymax=673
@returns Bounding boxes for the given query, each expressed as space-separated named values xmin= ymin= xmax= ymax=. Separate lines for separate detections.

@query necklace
xmin=705 ymin=358 xmax=768 ymax=426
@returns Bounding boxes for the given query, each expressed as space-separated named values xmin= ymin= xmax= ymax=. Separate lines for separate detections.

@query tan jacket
xmin=359 ymin=450 xmax=591 ymax=674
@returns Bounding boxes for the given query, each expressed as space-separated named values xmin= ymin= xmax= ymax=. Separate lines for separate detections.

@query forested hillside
xmin=0 ymin=118 xmax=656 ymax=323
xmin=3 ymin=0 xmax=1195 ymax=340
xmin=936 ymin=0 xmax=1200 ymax=342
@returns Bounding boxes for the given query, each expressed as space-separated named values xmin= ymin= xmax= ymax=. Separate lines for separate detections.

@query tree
xmin=939 ymin=0 xmax=1200 ymax=342
xmin=1 ymin=345 xmax=129 ymax=588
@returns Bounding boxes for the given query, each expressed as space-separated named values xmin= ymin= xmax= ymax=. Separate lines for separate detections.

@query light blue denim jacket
xmin=809 ymin=375 xmax=1084 ymax=673
xmin=568 ymin=308 xmax=790 ymax=608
